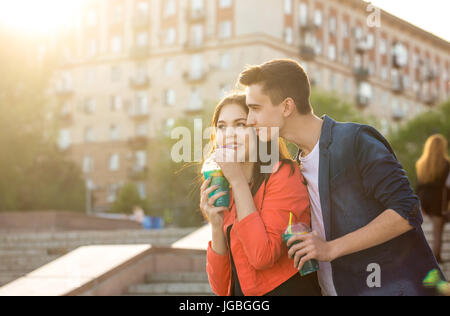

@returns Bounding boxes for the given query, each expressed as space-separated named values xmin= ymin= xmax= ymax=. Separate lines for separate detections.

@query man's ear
xmin=282 ymin=98 xmax=296 ymax=117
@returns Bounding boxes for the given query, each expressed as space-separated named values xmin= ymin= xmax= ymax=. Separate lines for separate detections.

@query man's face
xmin=245 ymin=84 xmax=285 ymax=142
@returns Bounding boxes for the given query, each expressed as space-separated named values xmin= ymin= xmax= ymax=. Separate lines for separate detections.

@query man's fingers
xmin=297 ymin=252 xmax=315 ymax=271
xmin=293 ymin=246 xmax=312 ymax=268
xmin=286 ymin=233 xmax=310 ymax=248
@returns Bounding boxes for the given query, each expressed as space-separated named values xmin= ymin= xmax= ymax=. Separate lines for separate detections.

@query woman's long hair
xmin=416 ymin=134 xmax=450 ymax=184
xmin=206 ymin=92 xmax=295 ymax=196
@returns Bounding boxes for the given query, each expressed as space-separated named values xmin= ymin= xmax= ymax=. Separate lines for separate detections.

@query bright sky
xmin=366 ymin=0 xmax=450 ymax=42
xmin=0 ymin=0 xmax=86 ymax=35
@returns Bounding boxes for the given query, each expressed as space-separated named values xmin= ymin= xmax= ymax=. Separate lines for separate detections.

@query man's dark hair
xmin=238 ymin=59 xmax=313 ymax=114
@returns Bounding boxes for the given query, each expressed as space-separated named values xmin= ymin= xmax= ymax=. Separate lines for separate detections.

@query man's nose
xmin=247 ymin=113 xmax=256 ymax=126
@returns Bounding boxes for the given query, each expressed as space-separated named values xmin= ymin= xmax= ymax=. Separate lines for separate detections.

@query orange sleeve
xmin=233 ymin=163 xmax=311 ymax=270
xmin=206 ymin=241 xmax=231 ymax=296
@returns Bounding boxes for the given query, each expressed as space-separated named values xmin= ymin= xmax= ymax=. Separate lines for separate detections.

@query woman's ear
xmin=283 ymin=98 xmax=296 ymax=117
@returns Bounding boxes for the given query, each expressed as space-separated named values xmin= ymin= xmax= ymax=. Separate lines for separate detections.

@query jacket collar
xmin=295 ymin=115 xmax=335 ymax=162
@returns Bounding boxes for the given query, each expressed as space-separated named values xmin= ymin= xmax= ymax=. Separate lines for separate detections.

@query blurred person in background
xmin=416 ymin=134 xmax=450 ymax=263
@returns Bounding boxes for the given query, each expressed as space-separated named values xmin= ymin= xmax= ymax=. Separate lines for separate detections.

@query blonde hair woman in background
xmin=416 ymin=134 xmax=450 ymax=263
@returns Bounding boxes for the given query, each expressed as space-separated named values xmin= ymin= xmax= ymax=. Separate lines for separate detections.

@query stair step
xmin=146 ymin=272 xmax=209 ymax=283
xmin=128 ymin=283 xmax=213 ymax=295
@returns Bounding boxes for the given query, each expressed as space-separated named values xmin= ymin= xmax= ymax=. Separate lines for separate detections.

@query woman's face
xmin=215 ymin=103 xmax=257 ymax=162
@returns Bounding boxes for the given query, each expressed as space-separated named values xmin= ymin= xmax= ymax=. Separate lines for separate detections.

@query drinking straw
xmin=288 ymin=212 xmax=293 ymax=234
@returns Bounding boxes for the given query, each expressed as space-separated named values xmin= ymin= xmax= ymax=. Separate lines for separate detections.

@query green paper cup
xmin=283 ymin=232 xmax=320 ymax=277
xmin=203 ymin=169 xmax=230 ymax=207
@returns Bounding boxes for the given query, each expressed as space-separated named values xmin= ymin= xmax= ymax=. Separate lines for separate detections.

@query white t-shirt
xmin=299 ymin=140 xmax=338 ymax=296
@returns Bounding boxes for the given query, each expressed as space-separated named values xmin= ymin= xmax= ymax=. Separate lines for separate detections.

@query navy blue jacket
xmin=296 ymin=115 xmax=444 ymax=296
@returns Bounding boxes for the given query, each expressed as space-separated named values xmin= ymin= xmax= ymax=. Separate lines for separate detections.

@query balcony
xmin=186 ymin=8 xmax=206 ymax=23
xmin=55 ymin=85 xmax=74 ymax=98
xmin=355 ymin=94 xmax=370 ymax=109
xmin=128 ymin=136 xmax=149 ymax=149
xmin=129 ymin=108 xmax=149 ymax=121
xmin=184 ymin=40 xmax=204 ymax=52
xmin=299 ymin=45 xmax=316 ymax=61
xmin=423 ymin=93 xmax=439 ymax=106
xmin=392 ymin=109 xmax=405 ymax=122
xmin=183 ymin=70 xmax=208 ymax=84
xmin=354 ymin=67 xmax=370 ymax=81
xmin=392 ymin=76 xmax=405 ymax=94
xmin=129 ymin=75 xmax=150 ymax=89
xmin=130 ymin=45 xmax=149 ymax=59
xmin=299 ymin=19 xmax=318 ymax=32
xmin=133 ymin=13 xmax=150 ymax=28
xmin=128 ymin=165 xmax=148 ymax=180
xmin=60 ymin=113 xmax=73 ymax=126
xmin=184 ymin=105 xmax=204 ymax=115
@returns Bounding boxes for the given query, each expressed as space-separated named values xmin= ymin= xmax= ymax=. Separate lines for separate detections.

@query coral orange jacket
xmin=206 ymin=163 xmax=311 ymax=296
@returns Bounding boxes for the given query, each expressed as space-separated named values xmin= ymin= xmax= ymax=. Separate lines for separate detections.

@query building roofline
xmin=346 ymin=0 xmax=450 ymax=51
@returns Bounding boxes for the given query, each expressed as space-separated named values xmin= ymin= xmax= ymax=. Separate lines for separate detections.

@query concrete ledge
xmin=0 ymin=244 xmax=206 ymax=296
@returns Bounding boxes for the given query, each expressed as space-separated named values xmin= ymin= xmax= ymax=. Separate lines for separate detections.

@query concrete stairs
xmin=0 ymin=228 xmax=195 ymax=287
xmin=126 ymin=272 xmax=213 ymax=296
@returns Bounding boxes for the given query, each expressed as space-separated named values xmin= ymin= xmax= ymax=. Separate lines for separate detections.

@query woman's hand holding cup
xmin=200 ymin=178 xmax=229 ymax=228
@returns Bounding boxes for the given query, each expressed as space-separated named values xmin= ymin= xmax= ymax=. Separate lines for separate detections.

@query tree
xmin=388 ymin=100 xmax=450 ymax=188
xmin=110 ymin=183 xmax=148 ymax=214
xmin=0 ymin=30 xmax=85 ymax=212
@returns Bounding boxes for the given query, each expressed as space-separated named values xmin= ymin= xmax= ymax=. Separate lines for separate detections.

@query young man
xmin=237 ymin=58 xmax=444 ymax=296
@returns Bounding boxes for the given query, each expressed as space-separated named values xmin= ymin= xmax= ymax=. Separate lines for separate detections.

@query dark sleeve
xmin=354 ymin=126 xmax=423 ymax=230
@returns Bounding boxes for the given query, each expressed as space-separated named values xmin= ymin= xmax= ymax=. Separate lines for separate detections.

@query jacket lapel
xmin=318 ymin=115 xmax=335 ymax=241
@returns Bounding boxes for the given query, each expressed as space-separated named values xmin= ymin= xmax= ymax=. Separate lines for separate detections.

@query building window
xmin=284 ymin=0 xmax=292 ymax=15
xmin=86 ymin=39 xmax=97 ymax=57
xmin=191 ymin=0 xmax=204 ymax=12
xmin=299 ymin=3 xmax=308 ymax=26
xmin=190 ymin=54 xmax=204 ymax=79
xmin=110 ymin=125 xmax=120 ymax=141
xmin=328 ymin=44 xmax=336 ymax=61
xmin=111 ymin=36 xmax=123 ymax=53
xmin=136 ymin=123 xmax=148 ymax=137
xmin=219 ymin=0 xmax=232 ymax=8
xmin=164 ymin=59 xmax=175 ymax=76
xmin=58 ymin=129 xmax=71 ymax=150
xmin=83 ymin=156 xmax=94 ymax=173
xmin=84 ymin=127 xmax=95 ymax=143
xmin=111 ymin=95 xmax=122 ymax=111
xmin=137 ymin=182 xmax=147 ymax=199
xmin=219 ymin=52 xmax=232 ymax=69
xmin=136 ymin=31 xmax=148 ymax=47
xmin=284 ymin=27 xmax=293 ymax=44
xmin=107 ymin=184 xmax=119 ymax=203
xmin=342 ymin=21 xmax=349 ymax=38
xmin=219 ymin=21 xmax=232 ymax=39
xmin=379 ymin=39 xmax=387 ymax=55
xmin=164 ymin=89 xmax=176 ymax=106
xmin=164 ymin=28 xmax=176 ymax=45
xmin=84 ymin=98 xmax=96 ymax=114
xmin=190 ymin=24 xmax=204 ymax=46
xmin=111 ymin=66 xmax=121 ymax=82
xmin=164 ymin=0 xmax=176 ymax=17
xmin=314 ymin=10 xmax=322 ymax=26
xmin=109 ymin=154 xmax=120 ymax=171
xmin=219 ymin=83 xmax=232 ymax=99
xmin=136 ymin=151 xmax=147 ymax=168
xmin=134 ymin=92 xmax=149 ymax=115
xmin=344 ymin=78 xmax=352 ymax=95
xmin=189 ymin=87 xmax=203 ymax=110
xmin=329 ymin=17 xmax=336 ymax=36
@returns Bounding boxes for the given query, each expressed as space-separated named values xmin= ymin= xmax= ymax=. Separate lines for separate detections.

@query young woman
xmin=416 ymin=134 xmax=450 ymax=263
xmin=200 ymin=93 xmax=321 ymax=296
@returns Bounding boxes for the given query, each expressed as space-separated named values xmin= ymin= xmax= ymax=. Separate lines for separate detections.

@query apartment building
xmin=52 ymin=0 xmax=450 ymax=211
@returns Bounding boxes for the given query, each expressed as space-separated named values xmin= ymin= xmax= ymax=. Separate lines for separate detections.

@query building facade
xmin=52 ymin=0 xmax=450 ymax=211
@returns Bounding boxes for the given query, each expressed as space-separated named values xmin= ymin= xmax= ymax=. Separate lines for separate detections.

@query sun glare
xmin=0 ymin=0 xmax=86 ymax=35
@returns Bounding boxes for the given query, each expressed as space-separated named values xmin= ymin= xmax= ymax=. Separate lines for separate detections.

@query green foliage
xmin=110 ymin=183 xmax=148 ymax=215
xmin=388 ymin=100 xmax=450 ymax=188
xmin=0 ymin=31 xmax=85 ymax=212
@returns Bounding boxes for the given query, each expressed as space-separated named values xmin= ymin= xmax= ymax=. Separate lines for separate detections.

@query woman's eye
xmin=217 ymin=125 xmax=225 ymax=130
xmin=236 ymin=123 xmax=247 ymax=128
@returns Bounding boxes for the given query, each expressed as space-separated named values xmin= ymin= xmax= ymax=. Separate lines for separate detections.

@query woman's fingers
xmin=200 ymin=178 xmax=212 ymax=192
xmin=208 ymin=191 xmax=227 ymax=205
